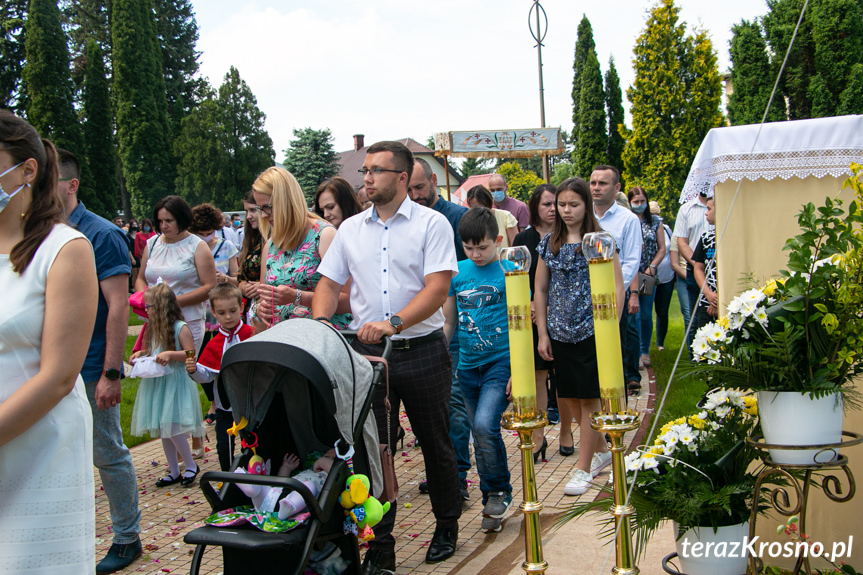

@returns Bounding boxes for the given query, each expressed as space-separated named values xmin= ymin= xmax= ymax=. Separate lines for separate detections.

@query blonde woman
xmin=252 ymin=167 xmax=351 ymax=329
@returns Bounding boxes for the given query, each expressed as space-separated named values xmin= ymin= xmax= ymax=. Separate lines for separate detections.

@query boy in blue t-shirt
xmin=443 ymin=207 xmax=513 ymax=534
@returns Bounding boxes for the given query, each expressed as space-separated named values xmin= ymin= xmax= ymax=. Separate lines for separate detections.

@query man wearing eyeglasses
xmin=313 ymin=141 xmax=461 ymax=574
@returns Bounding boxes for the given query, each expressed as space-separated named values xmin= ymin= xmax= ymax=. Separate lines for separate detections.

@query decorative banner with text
xmin=434 ymin=129 xmax=565 ymax=159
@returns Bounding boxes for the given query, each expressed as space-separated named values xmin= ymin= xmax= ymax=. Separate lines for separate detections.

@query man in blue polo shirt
xmin=408 ymin=158 xmax=471 ymax=502
xmin=59 ymin=149 xmax=142 ymax=574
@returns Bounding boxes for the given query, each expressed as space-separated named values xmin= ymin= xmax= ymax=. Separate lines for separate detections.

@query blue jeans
xmin=653 ymin=280 xmax=676 ymax=348
xmin=620 ymin=291 xmax=641 ymax=385
xmin=448 ymin=336 xmax=471 ymax=481
xmin=638 ymin=289 xmax=656 ymax=355
xmin=86 ymin=379 xmax=141 ymax=544
xmin=676 ymin=275 xmax=691 ymax=337
xmin=457 ymin=356 xmax=512 ymax=502
xmin=686 ymin=269 xmax=700 ymax=355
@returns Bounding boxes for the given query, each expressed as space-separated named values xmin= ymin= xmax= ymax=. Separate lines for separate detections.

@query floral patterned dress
xmin=264 ymin=219 xmax=351 ymax=328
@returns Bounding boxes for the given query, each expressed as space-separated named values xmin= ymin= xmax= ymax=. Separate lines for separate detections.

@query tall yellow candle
xmin=500 ymin=247 xmax=537 ymax=418
xmin=582 ymin=232 xmax=626 ymax=413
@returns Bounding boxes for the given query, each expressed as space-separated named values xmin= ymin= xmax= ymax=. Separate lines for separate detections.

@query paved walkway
xmin=97 ymin=367 xmax=676 ymax=575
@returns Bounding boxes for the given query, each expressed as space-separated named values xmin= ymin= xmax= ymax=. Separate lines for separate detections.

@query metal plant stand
xmin=746 ymin=431 xmax=863 ymax=574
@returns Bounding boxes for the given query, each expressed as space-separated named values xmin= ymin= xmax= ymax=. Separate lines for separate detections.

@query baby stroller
xmin=183 ymin=318 xmax=390 ymax=575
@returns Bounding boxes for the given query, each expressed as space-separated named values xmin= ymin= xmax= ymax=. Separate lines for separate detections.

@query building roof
xmin=451 ymin=173 xmax=494 ymax=207
xmin=337 ymin=136 xmax=463 ymax=190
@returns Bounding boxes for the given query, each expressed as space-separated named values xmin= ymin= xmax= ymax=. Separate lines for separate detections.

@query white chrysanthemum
xmin=687 ymin=442 xmax=699 ymax=453
xmin=715 ymin=404 xmax=732 ymax=419
xmin=706 ymin=349 xmax=721 ymax=364
xmin=679 ymin=430 xmax=696 ymax=445
xmin=660 ymin=430 xmax=680 ymax=446
xmin=728 ymin=311 xmax=745 ymax=331
xmin=707 ymin=324 xmax=727 ymax=343
xmin=697 ymin=410 xmax=708 ymax=420
xmin=661 ymin=442 xmax=677 ymax=456
xmin=740 ymin=288 xmax=766 ymax=306
xmin=691 ymin=337 xmax=710 ymax=359
xmin=709 ymin=421 xmax=721 ymax=431
xmin=726 ymin=296 xmax=743 ymax=314
xmin=625 ymin=452 xmax=642 ymax=472
xmin=754 ymin=306 xmax=769 ymax=328
xmin=643 ymin=457 xmax=660 ymax=472
xmin=726 ymin=390 xmax=745 ymax=408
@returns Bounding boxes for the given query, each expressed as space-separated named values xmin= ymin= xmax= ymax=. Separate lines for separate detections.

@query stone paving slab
xmin=97 ymin=367 xmax=674 ymax=574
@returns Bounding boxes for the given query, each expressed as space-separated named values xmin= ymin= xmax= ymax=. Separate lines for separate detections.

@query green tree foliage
xmin=838 ymin=63 xmax=863 ymax=115
xmin=571 ymin=15 xmax=595 ymax=147
xmin=23 ymin=0 xmax=83 ymax=156
xmin=155 ymin=0 xmax=206 ymax=135
xmin=283 ymin=127 xmax=339 ymax=204
xmin=728 ymin=20 xmax=786 ymax=125
xmin=807 ymin=73 xmax=835 ymax=118
xmin=175 ymin=66 xmax=274 ymax=210
xmin=495 ymin=161 xmax=544 ymax=203
xmin=762 ymin=0 xmax=863 ymax=119
xmin=62 ymin=0 xmax=112 ymax=92
xmin=605 ymin=57 xmax=625 ymax=172
xmin=622 ymin=0 xmax=723 ymax=211
xmin=459 ymin=157 xmax=492 ymax=179
xmin=550 ymin=162 xmax=575 ymax=187
xmin=572 ymin=49 xmax=606 ymax=178
xmin=0 ymin=0 xmax=28 ymax=112
xmin=113 ymin=0 xmax=175 ymax=217
xmin=81 ymin=39 xmax=117 ymax=218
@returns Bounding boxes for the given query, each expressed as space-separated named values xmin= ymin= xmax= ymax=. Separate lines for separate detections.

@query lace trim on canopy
xmin=681 ymin=148 xmax=863 ymax=203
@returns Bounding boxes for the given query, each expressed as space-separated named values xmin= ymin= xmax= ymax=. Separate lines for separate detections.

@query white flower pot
xmin=674 ymin=521 xmax=749 ymax=575
xmin=756 ymin=391 xmax=843 ymax=465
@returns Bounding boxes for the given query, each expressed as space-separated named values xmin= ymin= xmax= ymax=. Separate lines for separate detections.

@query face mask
xmin=143 ymin=226 xmax=151 ymax=232
xmin=491 ymin=190 xmax=505 ymax=203
xmin=200 ymin=232 xmax=216 ymax=242
xmin=631 ymin=203 xmax=647 ymax=214
xmin=0 ymin=162 xmax=26 ymax=215
xmin=232 ymin=220 xmax=241 ymax=228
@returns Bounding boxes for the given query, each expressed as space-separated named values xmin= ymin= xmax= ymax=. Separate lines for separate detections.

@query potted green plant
xmin=687 ymin=163 xmax=863 ymax=464
xmin=561 ymin=388 xmax=762 ymax=575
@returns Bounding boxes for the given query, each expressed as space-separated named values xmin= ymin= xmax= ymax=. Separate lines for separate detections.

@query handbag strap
xmin=363 ymin=355 xmax=392 ymax=450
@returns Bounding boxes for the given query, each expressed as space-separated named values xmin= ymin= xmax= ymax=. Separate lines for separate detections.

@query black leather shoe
xmin=425 ymin=525 xmax=458 ymax=563
xmin=96 ymin=538 xmax=143 ymax=574
xmin=361 ymin=549 xmax=396 ymax=575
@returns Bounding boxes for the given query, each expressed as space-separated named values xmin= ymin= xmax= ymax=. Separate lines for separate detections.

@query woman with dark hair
xmin=0 ymin=110 xmax=99 ymax=571
xmin=534 ymin=177 xmax=617 ymax=496
xmin=314 ymin=176 xmax=363 ymax=228
xmin=136 ymin=196 xmax=217 ymax=352
xmin=627 ymin=186 xmax=666 ymax=368
xmin=513 ymin=183 xmax=556 ymax=460
xmin=465 ymin=185 xmax=517 ymax=247
xmin=189 ymin=203 xmax=239 ymax=286
xmin=237 ymin=189 xmax=264 ymax=320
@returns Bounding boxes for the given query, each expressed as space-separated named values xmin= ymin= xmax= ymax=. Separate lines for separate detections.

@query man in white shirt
xmin=313 ymin=141 xmax=461 ymax=574
xmin=672 ymin=191 xmax=712 ymax=351
xmin=590 ymin=165 xmax=643 ymax=392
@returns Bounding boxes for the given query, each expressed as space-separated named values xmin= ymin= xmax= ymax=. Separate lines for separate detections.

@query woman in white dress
xmin=135 ymin=195 xmax=217 ymax=354
xmin=0 ymin=111 xmax=99 ymax=574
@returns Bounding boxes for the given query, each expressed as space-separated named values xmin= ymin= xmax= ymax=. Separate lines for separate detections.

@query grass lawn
xmin=645 ymin=287 xmax=710 ymax=439
xmin=120 ymin=310 xmax=209 ymax=449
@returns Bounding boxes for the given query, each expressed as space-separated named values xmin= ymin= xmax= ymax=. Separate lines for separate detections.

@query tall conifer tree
xmin=0 ymin=0 xmax=28 ymax=112
xmin=605 ymin=57 xmax=625 ymax=174
xmin=728 ymin=20 xmax=785 ymax=125
xmin=622 ymin=0 xmax=722 ymax=211
xmin=82 ymin=39 xmax=117 ymax=217
xmin=571 ymin=16 xmax=596 ymax=147
xmin=23 ymin=0 xmax=82 ymax=155
xmin=155 ymin=0 xmax=205 ymax=135
xmin=113 ymin=0 xmax=174 ymax=217
xmin=572 ymin=50 xmax=606 ymax=178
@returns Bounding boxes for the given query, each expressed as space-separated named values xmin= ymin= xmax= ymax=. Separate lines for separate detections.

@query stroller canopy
xmin=220 ymin=318 xmax=383 ymax=497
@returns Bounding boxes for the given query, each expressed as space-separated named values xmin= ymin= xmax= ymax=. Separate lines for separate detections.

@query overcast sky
xmin=191 ymin=0 xmax=769 ymax=160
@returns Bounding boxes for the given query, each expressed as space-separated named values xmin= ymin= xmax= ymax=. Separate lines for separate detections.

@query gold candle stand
xmin=503 ymin=407 xmax=549 ymax=575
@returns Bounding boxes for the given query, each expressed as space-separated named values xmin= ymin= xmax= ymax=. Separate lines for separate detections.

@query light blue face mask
xmin=631 ymin=202 xmax=647 ymax=214
xmin=491 ymin=190 xmax=505 ymax=203
xmin=0 ymin=162 xmax=26 ymax=215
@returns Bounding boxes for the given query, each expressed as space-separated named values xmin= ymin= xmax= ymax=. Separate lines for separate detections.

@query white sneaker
xmin=563 ymin=469 xmax=592 ymax=496
xmin=590 ymin=451 xmax=612 ymax=478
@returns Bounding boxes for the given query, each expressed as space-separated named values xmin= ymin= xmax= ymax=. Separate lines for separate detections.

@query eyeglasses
xmin=257 ymin=204 xmax=273 ymax=216
xmin=358 ymin=168 xmax=403 ymax=177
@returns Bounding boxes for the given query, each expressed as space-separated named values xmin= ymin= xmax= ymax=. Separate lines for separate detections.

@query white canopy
xmin=680 ymin=115 xmax=863 ymax=203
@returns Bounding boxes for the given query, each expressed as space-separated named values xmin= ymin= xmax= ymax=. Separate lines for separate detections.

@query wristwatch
xmin=388 ymin=315 xmax=404 ymax=334
xmin=105 ymin=368 xmax=121 ymax=381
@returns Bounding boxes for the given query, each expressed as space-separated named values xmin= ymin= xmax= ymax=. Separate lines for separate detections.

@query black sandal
xmin=155 ymin=474 xmax=181 ymax=487
xmin=181 ymin=466 xmax=199 ymax=486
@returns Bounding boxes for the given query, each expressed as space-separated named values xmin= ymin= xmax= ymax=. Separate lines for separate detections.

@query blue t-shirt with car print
xmin=449 ymin=259 xmax=510 ymax=369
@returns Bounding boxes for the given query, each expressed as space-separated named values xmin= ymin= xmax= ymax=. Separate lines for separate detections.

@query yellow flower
xmin=717 ymin=315 xmax=730 ymax=329
xmin=687 ymin=416 xmax=706 ymax=429
xmin=761 ymin=278 xmax=786 ymax=297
